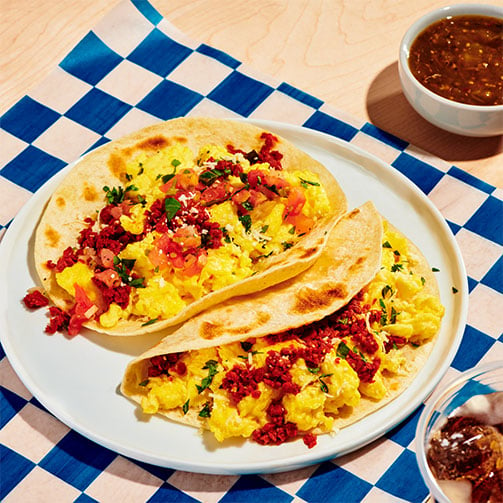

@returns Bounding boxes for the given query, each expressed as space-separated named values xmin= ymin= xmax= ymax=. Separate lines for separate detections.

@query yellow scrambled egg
xmin=55 ymin=143 xmax=331 ymax=328
xmin=138 ymin=225 xmax=445 ymax=444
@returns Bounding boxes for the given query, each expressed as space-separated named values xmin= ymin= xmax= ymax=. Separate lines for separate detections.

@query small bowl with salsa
xmin=416 ymin=361 xmax=503 ymax=503
xmin=398 ymin=4 xmax=503 ymax=137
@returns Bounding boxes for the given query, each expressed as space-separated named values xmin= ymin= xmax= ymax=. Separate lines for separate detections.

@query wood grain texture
xmin=1 ymin=0 xmax=501 ymax=186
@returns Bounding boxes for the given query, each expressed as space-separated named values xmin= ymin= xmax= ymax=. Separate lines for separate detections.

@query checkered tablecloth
xmin=1 ymin=1 xmax=502 ymax=501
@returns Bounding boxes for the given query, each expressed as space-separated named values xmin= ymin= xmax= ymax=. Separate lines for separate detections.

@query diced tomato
xmin=247 ymin=169 xmax=264 ymax=189
xmin=67 ymin=313 xmax=88 ymax=336
xmin=290 ymin=213 xmax=315 ymax=235
xmin=149 ymin=234 xmax=172 ymax=269
xmin=173 ymin=226 xmax=201 ymax=248
xmin=199 ymin=182 xmax=230 ymax=205
xmin=283 ymin=186 xmax=306 ymax=222
xmin=99 ymin=248 xmax=116 ymax=268
xmin=93 ymin=269 xmax=121 ymax=289
xmin=160 ymin=177 xmax=176 ymax=193
xmin=73 ymin=284 xmax=95 ymax=316
xmin=248 ymin=189 xmax=268 ymax=208
xmin=181 ymin=252 xmax=207 ymax=277
xmin=231 ymin=189 xmax=250 ymax=205
xmin=176 ymin=169 xmax=198 ymax=190
xmin=66 ymin=284 xmax=98 ymax=336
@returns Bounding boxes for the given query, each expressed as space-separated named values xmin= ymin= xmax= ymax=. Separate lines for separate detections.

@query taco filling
xmin=33 ymin=119 xmax=345 ymax=336
xmin=125 ymin=218 xmax=444 ymax=448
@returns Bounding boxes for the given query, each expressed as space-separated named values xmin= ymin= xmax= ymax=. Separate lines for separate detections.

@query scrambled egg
xmin=55 ymin=143 xmax=331 ymax=328
xmin=138 ymin=225 xmax=444 ymax=444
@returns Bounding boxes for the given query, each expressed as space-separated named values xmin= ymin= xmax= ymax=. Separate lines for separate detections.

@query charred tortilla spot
xmin=227 ymin=311 xmax=271 ymax=335
xmin=347 ymin=207 xmax=361 ymax=219
xmin=200 ymin=321 xmax=224 ymax=340
xmin=44 ymin=226 xmax=60 ymax=248
xmin=292 ymin=284 xmax=347 ymax=314
xmin=137 ymin=136 xmax=169 ymax=151
xmin=56 ymin=196 xmax=66 ymax=208
xmin=299 ymin=246 xmax=318 ymax=259
xmin=108 ymin=152 xmax=126 ymax=177
xmin=349 ymin=256 xmax=366 ymax=272
xmin=83 ymin=185 xmax=98 ymax=201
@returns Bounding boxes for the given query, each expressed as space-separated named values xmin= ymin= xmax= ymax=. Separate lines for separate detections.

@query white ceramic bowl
xmin=416 ymin=361 xmax=503 ymax=503
xmin=399 ymin=4 xmax=503 ymax=137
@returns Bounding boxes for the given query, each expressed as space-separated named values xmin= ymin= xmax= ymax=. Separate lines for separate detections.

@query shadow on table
xmin=365 ymin=62 xmax=502 ymax=163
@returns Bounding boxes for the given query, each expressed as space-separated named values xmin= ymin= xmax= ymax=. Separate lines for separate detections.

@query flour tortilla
xmin=34 ymin=118 xmax=346 ymax=335
xmin=121 ymin=201 xmax=442 ymax=434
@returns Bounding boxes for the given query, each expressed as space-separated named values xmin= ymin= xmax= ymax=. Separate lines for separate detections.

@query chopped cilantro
xmin=393 ymin=250 xmax=401 ymax=257
xmin=299 ymin=177 xmax=320 ymax=189
xmin=165 ymin=197 xmax=181 ymax=221
xmin=390 ymin=306 xmax=400 ymax=324
xmin=452 ymin=286 xmax=458 ymax=294
xmin=260 ymin=225 xmax=269 ymax=233
xmin=319 ymin=376 xmax=330 ymax=393
xmin=282 ymin=241 xmax=293 ymax=250
xmin=242 ymin=200 xmax=254 ymax=211
xmin=139 ymin=379 xmax=149 ymax=386
xmin=239 ymin=214 xmax=252 ymax=233
xmin=379 ymin=298 xmax=388 ymax=325
xmin=182 ymin=399 xmax=189 ymax=415
xmin=161 ymin=173 xmax=175 ymax=184
xmin=421 ymin=276 xmax=426 ymax=286
xmin=336 ymin=341 xmax=350 ymax=359
xmin=103 ymin=184 xmax=138 ymax=204
xmin=307 ymin=367 xmax=320 ymax=374
xmin=432 ymin=267 xmax=440 ymax=272
xmin=141 ymin=318 xmax=159 ymax=326
xmin=381 ymin=285 xmax=393 ymax=298
xmin=196 ymin=360 xmax=219 ymax=394
xmin=288 ymin=226 xmax=296 ymax=234
xmin=171 ymin=159 xmax=181 ymax=168
xmin=199 ymin=402 xmax=212 ymax=418
xmin=199 ymin=168 xmax=225 ymax=186
xmin=382 ymin=241 xmax=392 ymax=248
xmin=391 ymin=263 xmax=404 ymax=272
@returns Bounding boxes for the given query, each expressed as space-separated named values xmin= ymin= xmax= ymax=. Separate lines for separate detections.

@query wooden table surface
xmin=2 ymin=0 xmax=502 ymax=187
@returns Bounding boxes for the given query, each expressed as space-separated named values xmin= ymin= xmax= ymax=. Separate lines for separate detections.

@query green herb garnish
xmin=382 ymin=241 xmax=392 ymax=248
xmin=199 ymin=402 xmax=212 ymax=418
xmin=336 ymin=341 xmax=350 ymax=359
xmin=196 ymin=360 xmax=219 ymax=394
xmin=299 ymin=177 xmax=320 ymax=189
xmin=141 ymin=318 xmax=159 ymax=326
xmin=182 ymin=399 xmax=190 ymax=415
xmin=139 ymin=379 xmax=149 ymax=386
xmin=165 ymin=197 xmax=181 ymax=221
xmin=103 ymin=184 xmax=138 ymax=204
xmin=239 ymin=214 xmax=252 ymax=233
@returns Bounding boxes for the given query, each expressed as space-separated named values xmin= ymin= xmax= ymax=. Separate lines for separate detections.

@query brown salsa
xmin=408 ymin=15 xmax=503 ymax=106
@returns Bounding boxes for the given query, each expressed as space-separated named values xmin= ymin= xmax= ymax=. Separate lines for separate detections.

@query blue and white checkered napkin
xmin=1 ymin=0 xmax=502 ymax=501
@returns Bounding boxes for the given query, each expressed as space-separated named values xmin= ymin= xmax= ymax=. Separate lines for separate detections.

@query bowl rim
xmin=399 ymin=3 xmax=503 ymax=112
xmin=415 ymin=360 xmax=503 ymax=502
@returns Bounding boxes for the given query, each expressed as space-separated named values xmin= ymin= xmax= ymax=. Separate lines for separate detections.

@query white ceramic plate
xmin=0 ymin=121 xmax=467 ymax=474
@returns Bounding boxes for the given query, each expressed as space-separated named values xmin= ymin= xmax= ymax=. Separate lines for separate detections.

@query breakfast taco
xmin=33 ymin=118 xmax=346 ymax=336
xmin=121 ymin=202 xmax=445 ymax=447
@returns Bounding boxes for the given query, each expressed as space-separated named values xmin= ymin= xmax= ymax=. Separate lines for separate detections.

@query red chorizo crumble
xmin=45 ymin=307 xmax=70 ymax=334
xmin=227 ymin=132 xmax=283 ymax=170
xmin=146 ymin=291 xmax=394 ymax=447
xmin=22 ymin=290 xmax=49 ymax=309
